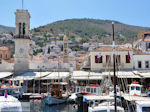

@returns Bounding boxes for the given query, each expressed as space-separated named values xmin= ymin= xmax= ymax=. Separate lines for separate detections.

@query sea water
xmin=24 ymin=100 xmax=77 ymax=112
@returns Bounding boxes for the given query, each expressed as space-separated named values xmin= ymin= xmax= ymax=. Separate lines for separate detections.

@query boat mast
xmin=112 ymin=22 xmax=117 ymax=112
xmin=58 ymin=56 xmax=60 ymax=91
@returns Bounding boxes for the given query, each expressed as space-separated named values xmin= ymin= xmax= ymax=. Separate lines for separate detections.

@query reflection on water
xmin=29 ymin=100 xmax=77 ymax=112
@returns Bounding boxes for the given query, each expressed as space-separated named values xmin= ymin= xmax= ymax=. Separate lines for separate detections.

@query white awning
xmin=71 ymin=71 xmax=103 ymax=80
xmin=102 ymin=71 xmax=141 ymax=78
xmin=122 ymin=94 xmax=150 ymax=101
xmin=7 ymin=72 xmax=51 ymax=81
xmin=138 ymin=72 xmax=150 ymax=78
xmin=117 ymin=71 xmax=141 ymax=78
xmin=41 ymin=72 xmax=70 ymax=80
xmin=84 ymin=95 xmax=114 ymax=101
xmin=0 ymin=72 xmax=13 ymax=79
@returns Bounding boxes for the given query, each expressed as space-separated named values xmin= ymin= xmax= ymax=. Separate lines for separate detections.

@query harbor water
xmin=26 ymin=100 xmax=77 ymax=112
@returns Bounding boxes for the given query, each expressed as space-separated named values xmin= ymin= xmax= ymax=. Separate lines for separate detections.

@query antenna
xmin=22 ymin=0 xmax=24 ymax=9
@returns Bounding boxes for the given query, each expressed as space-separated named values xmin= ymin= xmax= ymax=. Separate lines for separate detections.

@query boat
xmin=42 ymin=57 xmax=69 ymax=105
xmin=0 ymin=84 xmax=23 ymax=98
xmin=88 ymin=102 xmax=124 ymax=112
xmin=75 ymin=84 xmax=102 ymax=96
xmin=109 ymin=85 xmax=121 ymax=97
xmin=42 ymin=81 xmax=69 ymax=105
xmin=136 ymin=101 xmax=150 ymax=112
xmin=0 ymin=93 xmax=22 ymax=112
xmin=129 ymin=82 xmax=142 ymax=96
xmin=68 ymin=84 xmax=101 ymax=102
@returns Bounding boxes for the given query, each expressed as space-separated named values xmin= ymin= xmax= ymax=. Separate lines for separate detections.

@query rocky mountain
xmin=0 ymin=25 xmax=15 ymax=33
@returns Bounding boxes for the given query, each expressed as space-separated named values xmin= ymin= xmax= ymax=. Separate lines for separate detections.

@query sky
xmin=0 ymin=0 xmax=150 ymax=29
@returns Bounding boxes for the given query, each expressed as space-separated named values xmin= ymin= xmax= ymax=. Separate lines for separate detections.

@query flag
xmin=128 ymin=51 xmax=131 ymax=62
xmin=97 ymin=51 xmax=101 ymax=59
xmin=83 ymin=96 xmax=89 ymax=102
xmin=4 ymin=90 xmax=8 ymax=98
xmin=117 ymin=98 xmax=122 ymax=102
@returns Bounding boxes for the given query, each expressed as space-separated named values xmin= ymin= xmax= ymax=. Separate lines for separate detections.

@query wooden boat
xmin=42 ymin=82 xmax=69 ymax=105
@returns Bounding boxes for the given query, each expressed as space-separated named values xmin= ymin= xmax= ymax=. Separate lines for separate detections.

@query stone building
xmin=14 ymin=9 xmax=31 ymax=74
xmin=90 ymin=46 xmax=133 ymax=71
xmin=0 ymin=46 xmax=11 ymax=60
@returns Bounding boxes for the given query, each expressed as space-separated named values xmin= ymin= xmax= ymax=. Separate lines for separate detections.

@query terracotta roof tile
xmin=0 ymin=46 xmax=9 ymax=51
xmin=134 ymin=50 xmax=150 ymax=55
xmin=95 ymin=46 xmax=132 ymax=52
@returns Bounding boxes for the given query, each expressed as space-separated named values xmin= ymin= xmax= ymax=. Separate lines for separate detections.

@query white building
xmin=133 ymin=50 xmax=150 ymax=70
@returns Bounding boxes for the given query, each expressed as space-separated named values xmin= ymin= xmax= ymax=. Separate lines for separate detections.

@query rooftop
xmin=95 ymin=46 xmax=132 ymax=52
xmin=0 ymin=46 xmax=9 ymax=51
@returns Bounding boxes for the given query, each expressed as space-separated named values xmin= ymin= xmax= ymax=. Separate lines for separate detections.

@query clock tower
xmin=14 ymin=9 xmax=31 ymax=74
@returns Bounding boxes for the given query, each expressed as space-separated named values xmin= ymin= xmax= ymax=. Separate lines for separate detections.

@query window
xmin=77 ymin=88 xmax=79 ymax=92
xmin=106 ymin=55 xmax=111 ymax=64
xmin=91 ymin=88 xmax=93 ymax=93
xmin=138 ymin=61 xmax=142 ymax=68
xmin=136 ymin=87 xmax=140 ymax=91
xmin=116 ymin=55 xmax=120 ymax=64
xmin=142 ymin=107 xmax=150 ymax=112
xmin=131 ymin=86 xmax=135 ymax=90
xmin=110 ymin=110 xmax=123 ymax=112
xmin=95 ymin=56 xmax=102 ymax=63
xmin=145 ymin=61 xmax=149 ymax=68
xmin=86 ymin=88 xmax=90 ymax=92
xmin=23 ymin=23 xmax=25 ymax=35
xmin=93 ymin=110 xmax=107 ymax=112
xmin=126 ymin=55 xmax=130 ymax=63
xmin=94 ymin=88 xmax=96 ymax=93
xmin=19 ymin=23 xmax=21 ymax=35
xmin=146 ymin=42 xmax=150 ymax=49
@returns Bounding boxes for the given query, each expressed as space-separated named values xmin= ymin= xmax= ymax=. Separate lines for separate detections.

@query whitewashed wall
xmin=133 ymin=55 xmax=150 ymax=70
xmin=0 ymin=60 xmax=14 ymax=72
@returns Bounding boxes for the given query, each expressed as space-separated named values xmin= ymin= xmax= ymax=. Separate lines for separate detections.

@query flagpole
xmin=22 ymin=0 xmax=24 ymax=9
xmin=112 ymin=22 xmax=117 ymax=112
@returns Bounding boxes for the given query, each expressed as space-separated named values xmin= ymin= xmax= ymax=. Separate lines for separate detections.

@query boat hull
xmin=42 ymin=96 xmax=66 ymax=105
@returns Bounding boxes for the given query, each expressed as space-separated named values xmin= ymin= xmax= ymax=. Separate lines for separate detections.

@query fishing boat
xmin=129 ymin=82 xmax=142 ymax=96
xmin=88 ymin=102 xmax=124 ymax=112
xmin=42 ymin=81 xmax=69 ymax=105
xmin=42 ymin=57 xmax=69 ymax=105
xmin=68 ymin=84 xmax=102 ymax=102
xmin=136 ymin=101 xmax=150 ymax=112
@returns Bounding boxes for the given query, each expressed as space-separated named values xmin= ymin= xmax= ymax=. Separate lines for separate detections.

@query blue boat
xmin=42 ymin=82 xmax=69 ymax=105
xmin=42 ymin=95 xmax=66 ymax=105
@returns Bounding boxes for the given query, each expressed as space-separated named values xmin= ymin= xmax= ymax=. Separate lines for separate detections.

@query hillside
xmin=32 ymin=18 xmax=150 ymax=43
xmin=0 ymin=25 xmax=15 ymax=33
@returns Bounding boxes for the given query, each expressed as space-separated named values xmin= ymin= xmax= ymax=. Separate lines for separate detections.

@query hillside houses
xmin=134 ymin=32 xmax=150 ymax=53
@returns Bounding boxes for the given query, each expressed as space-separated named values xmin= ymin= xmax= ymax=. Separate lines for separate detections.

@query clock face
xmin=19 ymin=48 xmax=24 ymax=54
